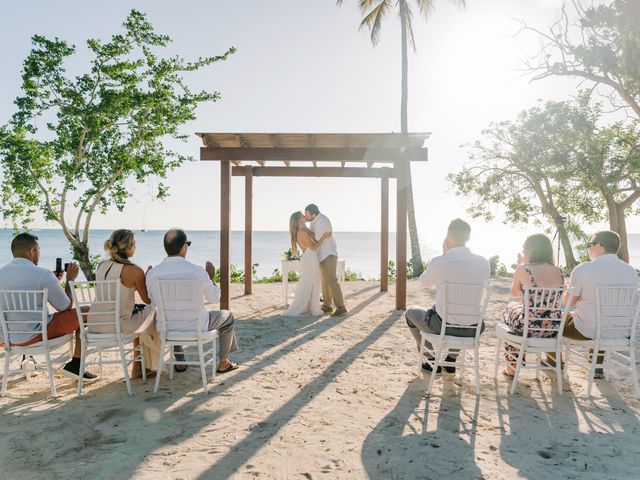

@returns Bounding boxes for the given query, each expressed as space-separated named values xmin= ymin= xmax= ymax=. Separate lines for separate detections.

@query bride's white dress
xmin=283 ymin=248 xmax=321 ymax=316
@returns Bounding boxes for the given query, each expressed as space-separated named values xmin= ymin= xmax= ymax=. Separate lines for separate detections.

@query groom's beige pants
xmin=319 ymin=255 xmax=345 ymax=310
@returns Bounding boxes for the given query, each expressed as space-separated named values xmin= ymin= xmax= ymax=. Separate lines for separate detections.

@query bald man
xmin=146 ymin=229 xmax=239 ymax=374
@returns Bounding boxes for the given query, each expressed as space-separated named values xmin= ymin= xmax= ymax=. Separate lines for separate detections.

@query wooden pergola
xmin=197 ymin=132 xmax=430 ymax=311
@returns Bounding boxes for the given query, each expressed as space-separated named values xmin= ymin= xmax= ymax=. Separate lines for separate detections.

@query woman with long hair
xmin=502 ymin=233 xmax=564 ymax=376
xmin=90 ymin=229 xmax=161 ymax=378
xmin=283 ymin=211 xmax=332 ymax=316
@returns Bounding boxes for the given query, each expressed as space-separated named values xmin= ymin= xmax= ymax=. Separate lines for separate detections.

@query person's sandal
xmin=174 ymin=346 xmax=187 ymax=372
xmin=216 ymin=361 xmax=239 ymax=374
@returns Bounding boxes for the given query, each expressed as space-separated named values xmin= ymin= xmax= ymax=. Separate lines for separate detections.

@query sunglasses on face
xmin=587 ymin=241 xmax=598 ymax=247
xmin=185 ymin=241 xmax=192 ymax=247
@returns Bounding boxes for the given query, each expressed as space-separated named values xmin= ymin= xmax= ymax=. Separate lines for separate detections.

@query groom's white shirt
xmin=310 ymin=212 xmax=338 ymax=262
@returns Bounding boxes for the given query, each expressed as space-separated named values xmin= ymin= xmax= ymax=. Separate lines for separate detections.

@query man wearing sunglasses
xmin=552 ymin=230 xmax=638 ymax=377
xmin=146 ymin=229 xmax=239 ymax=374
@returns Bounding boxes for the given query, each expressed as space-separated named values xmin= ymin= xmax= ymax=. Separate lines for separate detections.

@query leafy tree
xmin=447 ymin=99 xmax=604 ymax=268
xmin=338 ymin=0 xmax=466 ymax=277
xmin=0 ymin=10 xmax=235 ymax=279
xmin=522 ymin=0 xmax=640 ymax=119
xmin=568 ymin=115 xmax=640 ymax=262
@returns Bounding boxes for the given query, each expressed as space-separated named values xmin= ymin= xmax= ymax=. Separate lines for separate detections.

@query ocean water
xmin=1 ymin=229 xmax=638 ymax=281
xmin=0 ymin=229 xmax=440 ymax=281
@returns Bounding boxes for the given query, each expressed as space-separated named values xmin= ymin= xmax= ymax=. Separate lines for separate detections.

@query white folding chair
xmin=564 ymin=286 xmax=640 ymax=398
xmin=153 ymin=280 xmax=218 ymax=394
xmin=494 ymin=287 xmax=571 ymax=395
xmin=0 ymin=289 xmax=74 ymax=398
xmin=70 ymin=280 xmax=146 ymax=397
xmin=420 ymin=283 xmax=491 ymax=395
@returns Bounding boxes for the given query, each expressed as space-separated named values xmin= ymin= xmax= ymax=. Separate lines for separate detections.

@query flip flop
xmin=216 ymin=361 xmax=239 ymax=374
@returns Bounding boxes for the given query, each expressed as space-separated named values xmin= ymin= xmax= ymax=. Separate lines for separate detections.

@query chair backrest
xmin=69 ymin=280 xmax=121 ymax=339
xmin=522 ymin=287 xmax=571 ymax=338
xmin=595 ymin=286 xmax=640 ymax=341
xmin=439 ymin=283 xmax=491 ymax=337
xmin=0 ymin=289 xmax=49 ymax=348
xmin=154 ymin=279 xmax=205 ymax=333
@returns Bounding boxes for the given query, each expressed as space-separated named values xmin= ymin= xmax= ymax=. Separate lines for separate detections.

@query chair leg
xmin=211 ymin=339 xmax=217 ymax=380
xmin=630 ymin=347 xmax=640 ymax=399
xmin=586 ymin=349 xmax=599 ymax=398
xmin=555 ymin=345 xmax=563 ymax=396
xmin=1 ymin=352 xmax=9 ymax=397
xmin=154 ymin=339 xmax=166 ymax=394
xmin=118 ymin=342 xmax=133 ymax=396
xmin=139 ymin=338 xmax=147 ymax=383
xmin=169 ymin=346 xmax=175 ymax=381
xmin=198 ymin=340 xmax=208 ymax=394
xmin=44 ymin=348 xmax=57 ymax=398
xmin=98 ymin=347 xmax=104 ymax=378
xmin=426 ymin=342 xmax=443 ymax=395
xmin=493 ymin=337 xmax=502 ymax=379
xmin=510 ymin=346 xmax=525 ymax=396
xmin=77 ymin=343 xmax=86 ymax=398
xmin=474 ymin=345 xmax=481 ymax=395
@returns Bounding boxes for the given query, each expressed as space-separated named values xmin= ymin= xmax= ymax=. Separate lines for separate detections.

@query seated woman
xmin=502 ymin=233 xmax=564 ymax=377
xmin=89 ymin=229 xmax=160 ymax=378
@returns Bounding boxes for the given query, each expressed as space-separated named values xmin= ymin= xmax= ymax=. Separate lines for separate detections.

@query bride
xmin=283 ymin=211 xmax=332 ymax=316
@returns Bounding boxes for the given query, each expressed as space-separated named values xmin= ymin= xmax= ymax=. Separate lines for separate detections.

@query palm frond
xmin=414 ymin=0 xmax=466 ymax=20
xmin=359 ymin=0 xmax=393 ymax=46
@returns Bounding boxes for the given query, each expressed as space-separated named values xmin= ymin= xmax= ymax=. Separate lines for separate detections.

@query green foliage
xmin=283 ymin=249 xmax=300 ymax=261
xmin=344 ymin=268 xmax=364 ymax=281
xmin=0 ymin=10 xmax=234 ymax=278
xmin=525 ymin=0 xmax=640 ymax=119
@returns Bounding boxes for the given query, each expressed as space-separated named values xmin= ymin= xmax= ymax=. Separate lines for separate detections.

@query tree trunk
xmin=611 ymin=203 xmax=630 ymax=262
xmin=72 ymin=241 xmax=96 ymax=281
xmin=399 ymin=0 xmax=424 ymax=277
xmin=556 ymin=222 xmax=578 ymax=269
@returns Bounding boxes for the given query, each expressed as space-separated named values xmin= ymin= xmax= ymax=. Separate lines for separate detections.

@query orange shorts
xmin=11 ymin=310 xmax=79 ymax=347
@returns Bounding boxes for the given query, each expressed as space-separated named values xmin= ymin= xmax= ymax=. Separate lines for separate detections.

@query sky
xmin=0 ymin=0 xmax=633 ymax=262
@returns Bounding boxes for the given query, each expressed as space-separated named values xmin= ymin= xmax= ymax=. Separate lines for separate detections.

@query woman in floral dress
xmin=503 ymin=234 xmax=564 ymax=376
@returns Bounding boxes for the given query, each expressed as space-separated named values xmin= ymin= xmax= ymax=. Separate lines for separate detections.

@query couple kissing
xmin=284 ymin=204 xmax=347 ymax=317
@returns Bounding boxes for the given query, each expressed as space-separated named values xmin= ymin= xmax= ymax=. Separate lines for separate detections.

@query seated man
xmin=557 ymin=230 xmax=638 ymax=378
xmin=146 ymin=229 xmax=239 ymax=373
xmin=405 ymin=219 xmax=490 ymax=373
xmin=0 ymin=233 xmax=96 ymax=380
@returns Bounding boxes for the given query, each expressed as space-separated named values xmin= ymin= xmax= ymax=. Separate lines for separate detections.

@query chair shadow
xmin=361 ymin=378 xmax=482 ymax=479
xmin=0 ymin=288 xmax=394 ymax=479
xmin=496 ymin=373 xmax=640 ymax=478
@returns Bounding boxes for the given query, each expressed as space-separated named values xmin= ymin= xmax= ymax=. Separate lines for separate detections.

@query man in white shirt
xmin=0 ymin=233 xmax=96 ymax=380
xmin=554 ymin=230 xmax=639 ymax=377
xmin=146 ymin=229 xmax=238 ymax=373
xmin=405 ymin=219 xmax=490 ymax=374
xmin=305 ymin=204 xmax=346 ymax=316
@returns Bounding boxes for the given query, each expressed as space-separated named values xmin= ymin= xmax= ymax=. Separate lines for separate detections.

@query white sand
xmin=1 ymin=278 xmax=640 ymax=479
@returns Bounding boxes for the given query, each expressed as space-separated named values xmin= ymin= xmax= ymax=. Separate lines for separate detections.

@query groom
xmin=304 ymin=204 xmax=347 ymax=316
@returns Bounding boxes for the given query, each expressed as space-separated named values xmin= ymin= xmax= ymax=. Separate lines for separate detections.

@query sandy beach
xmin=1 ymin=277 xmax=640 ymax=480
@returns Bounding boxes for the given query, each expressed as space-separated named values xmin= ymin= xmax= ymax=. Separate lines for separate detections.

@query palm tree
xmin=338 ymin=0 xmax=466 ymax=277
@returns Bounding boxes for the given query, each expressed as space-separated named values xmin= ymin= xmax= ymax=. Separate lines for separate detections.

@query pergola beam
xmin=201 ymin=147 xmax=427 ymax=163
xmin=231 ymin=166 xmax=398 ymax=178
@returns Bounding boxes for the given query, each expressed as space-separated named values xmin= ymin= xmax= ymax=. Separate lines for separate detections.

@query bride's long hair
xmin=289 ymin=211 xmax=302 ymax=257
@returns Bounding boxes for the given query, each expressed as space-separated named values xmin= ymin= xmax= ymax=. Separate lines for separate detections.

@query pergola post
xmin=380 ymin=169 xmax=389 ymax=292
xmin=395 ymin=162 xmax=408 ymax=310
xmin=220 ymin=160 xmax=231 ymax=309
xmin=244 ymin=165 xmax=253 ymax=295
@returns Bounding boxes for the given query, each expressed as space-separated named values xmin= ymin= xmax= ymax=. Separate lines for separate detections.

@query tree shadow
xmin=362 ymin=378 xmax=482 ymax=480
